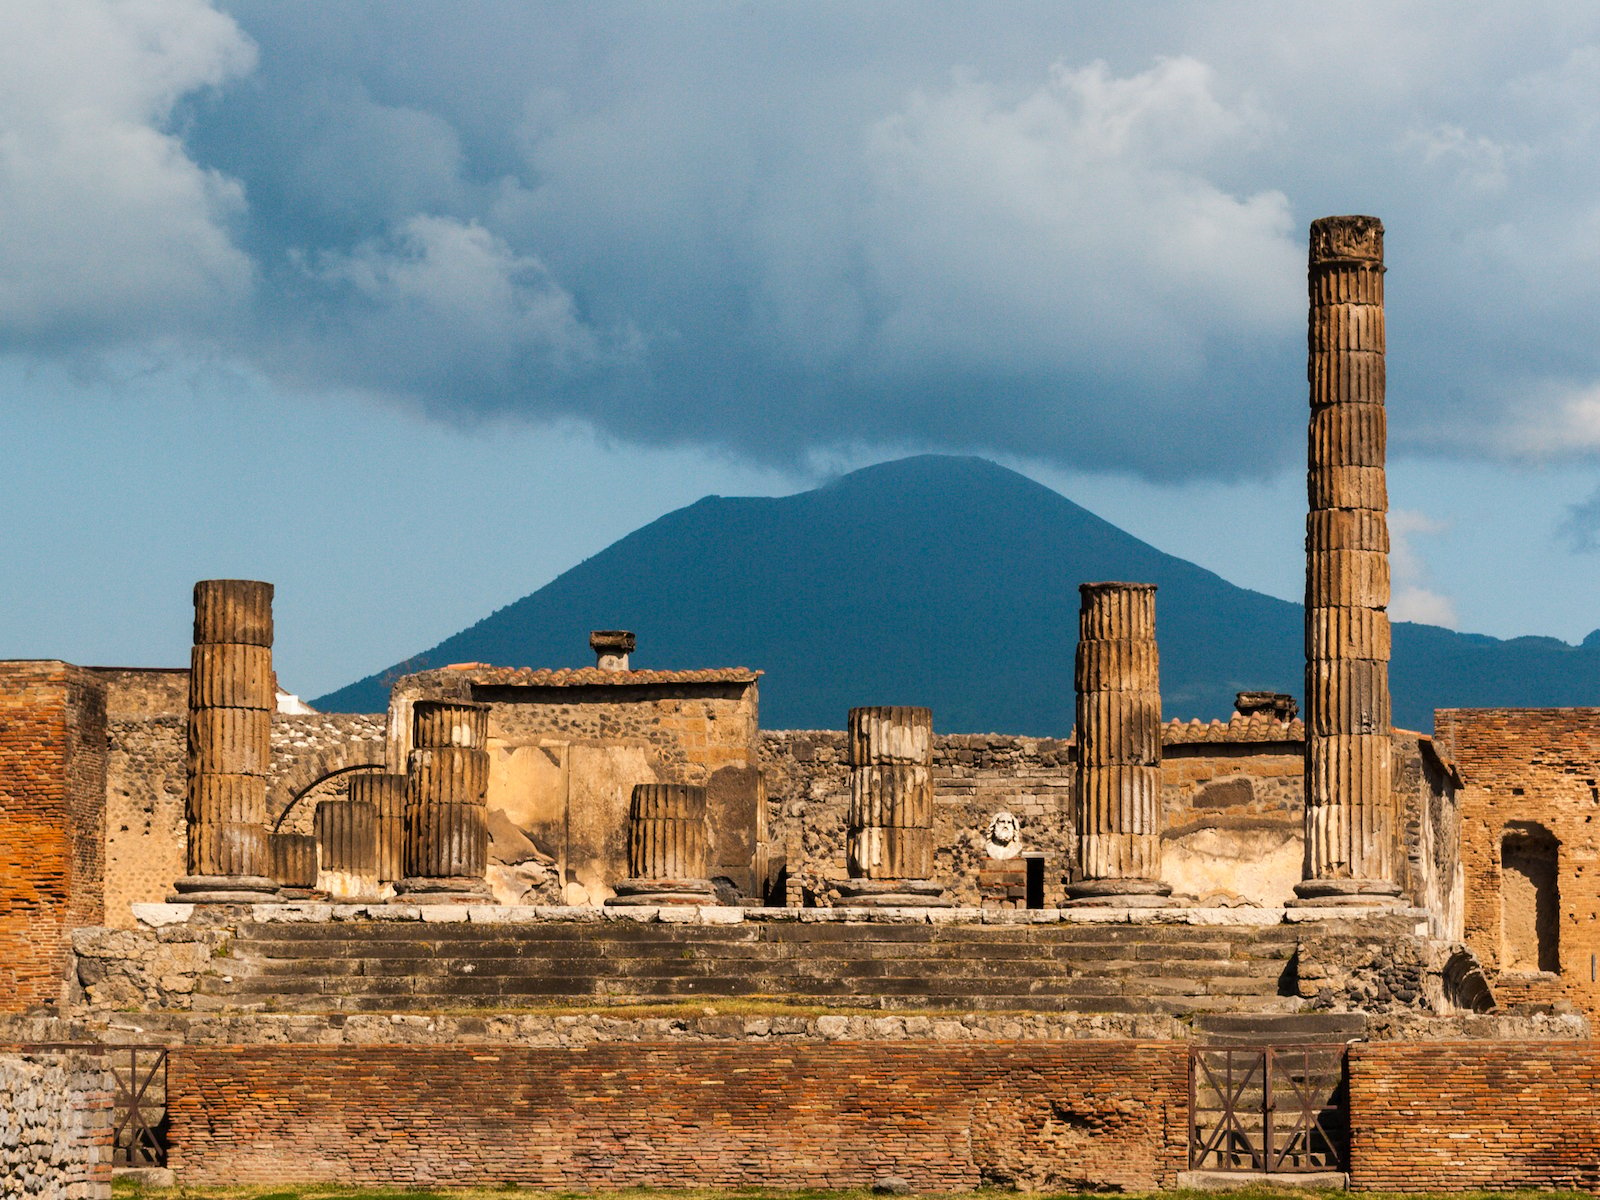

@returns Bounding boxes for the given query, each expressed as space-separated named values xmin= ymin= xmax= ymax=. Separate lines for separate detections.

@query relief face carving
xmin=986 ymin=810 xmax=1021 ymax=860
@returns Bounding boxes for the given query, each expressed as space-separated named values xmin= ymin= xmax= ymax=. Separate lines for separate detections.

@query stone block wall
xmin=0 ymin=1048 xmax=113 ymax=1199
xmin=0 ymin=663 xmax=106 ymax=1012
xmin=1159 ymin=740 xmax=1303 ymax=906
xmin=164 ymin=1040 xmax=1187 ymax=1190
xmin=763 ymin=730 xmax=1076 ymax=906
xmin=1435 ymin=709 xmax=1600 ymax=1016
xmin=1348 ymin=1040 xmax=1600 ymax=1190
xmin=462 ymin=677 xmax=763 ymax=902
xmin=764 ymin=724 xmax=1456 ymax=912
xmin=102 ymin=700 xmax=386 ymax=922
xmin=104 ymin=717 xmax=185 ymax=926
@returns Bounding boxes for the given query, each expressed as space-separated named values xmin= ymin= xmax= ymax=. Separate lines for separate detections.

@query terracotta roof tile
xmin=431 ymin=665 xmax=760 ymax=687
xmin=1161 ymin=712 xmax=1305 ymax=745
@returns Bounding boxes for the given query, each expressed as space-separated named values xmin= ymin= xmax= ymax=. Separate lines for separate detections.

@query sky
xmin=3 ymin=1 xmax=1600 ymax=699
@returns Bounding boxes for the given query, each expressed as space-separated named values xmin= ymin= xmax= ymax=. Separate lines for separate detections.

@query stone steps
xmin=192 ymin=916 xmax=1307 ymax=1017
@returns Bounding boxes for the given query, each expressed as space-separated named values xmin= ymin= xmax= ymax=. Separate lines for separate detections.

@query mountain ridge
xmin=313 ymin=455 xmax=1600 ymax=733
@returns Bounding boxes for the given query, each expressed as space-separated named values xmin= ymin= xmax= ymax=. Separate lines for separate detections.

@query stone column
xmin=268 ymin=832 xmax=317 ymax=898
xmin=351 ymin=773 xmax=407 ymax=885
xmin=1066 ymin=582 xmax=1171 ymax=906
xmin=607 ymin=784 xmax=717 ymax=906
xmin=396 ymin=699 xmax=491 ymax=904
xmin=836 ymin=706 xmax=949 ymax=907
xmin=1297 ymin=214 xmax=1401 ymax=905
xmin=171 ymin=580 xmax=279 ymax=903
xmin=314 ymin=797 xmax=380 ymax=900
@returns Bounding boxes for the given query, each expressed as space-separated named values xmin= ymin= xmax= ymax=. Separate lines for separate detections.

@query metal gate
xmin=110 ymin=1047 xmax=168 ymax=1168
xmin=1189 ymin=1044 xmax=1347 ymax=1174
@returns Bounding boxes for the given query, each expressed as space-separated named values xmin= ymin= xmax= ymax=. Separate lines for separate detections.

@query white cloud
xmin=1496 ymin=383 xmax=1600 ymax=458
xmin=287 ymin=215 xmax=624 ymax=402
xmin=0 ymin=0 xmax=256 ymax=346
xmin=1389 ymin=510 xmax=1458 ymax=628
xmin=856 ymin=58 xmax=1299 ymax=380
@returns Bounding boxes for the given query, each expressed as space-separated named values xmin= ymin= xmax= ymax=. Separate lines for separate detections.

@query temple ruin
xmin=6 ymin=215 xmax=1600 ymax=1193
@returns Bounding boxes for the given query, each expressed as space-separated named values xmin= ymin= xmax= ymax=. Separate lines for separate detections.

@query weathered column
xmin=351 ymin=773 xmax=407 ymax=884
xmin=268 ymin=831 xmax=317 ymax=897
xmin=171 ymin=580 xmax=280 ymax=903
xmin=606 ymin=784 xmax=717 ymax=906
xmin=395 ymin=699 xmax=491 ymax=904
xmin=836 ymin=706 xmax=949 ymax=907
xmin=1065 ymin=582 xmax=1171 ymax=906
xmin=1296 ymin=214 xmax=1401 ymax=905
xmin=314 ymin=797 xmax=380 ymax=900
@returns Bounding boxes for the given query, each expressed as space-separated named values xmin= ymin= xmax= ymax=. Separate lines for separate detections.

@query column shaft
xmin=173 ymin=579 xmax=279 ymax=902
xmin=1298 ymin=215 xmax=1400 ymax=904
xmin=1067 ymin=582 xmax=1170 ymax=904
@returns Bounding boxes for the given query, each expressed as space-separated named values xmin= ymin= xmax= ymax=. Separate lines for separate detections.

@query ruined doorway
xmin=1501 ymin=822 xmax=1560 ymax=974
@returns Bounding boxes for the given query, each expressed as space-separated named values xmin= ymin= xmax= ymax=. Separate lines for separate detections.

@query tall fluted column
xmin=1296 ymin=216 xmax=1401 ymax=906
xmin=836 ymin=706 xmax=949 ymax=907
xmin=171 ymin=580 xmax=280 ymax=903
xmin=395 ymin=699 xmax=491 ymax=904
xmin=606 ymin=784 xmax=717 ymax=906
xmin=1066 ymin=582 xmax=1171 ymax=906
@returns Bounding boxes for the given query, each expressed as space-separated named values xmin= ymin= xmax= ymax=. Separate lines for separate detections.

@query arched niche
xmin=1501 ymin=821 xmax=1560 ymax=974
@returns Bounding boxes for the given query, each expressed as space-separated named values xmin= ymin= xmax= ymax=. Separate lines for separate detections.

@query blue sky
xmin=3 ymin=1 xmax=1600 ymax=698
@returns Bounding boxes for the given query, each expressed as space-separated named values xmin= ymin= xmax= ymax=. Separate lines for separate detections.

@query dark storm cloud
xmin=8 ymin=2 xmax=1600 ymax=480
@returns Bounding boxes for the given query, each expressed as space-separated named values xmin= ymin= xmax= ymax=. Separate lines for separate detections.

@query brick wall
xmin=1349 ymin=1040 xmax=1600 ymax=1190
xmin=0 ymin=662 xmax=106 ymax=1012
xmin=1435 ymin=709 xmax=1600 ymax=1016
xmin=166 ymin=1041 xmax=1187 ymax=1190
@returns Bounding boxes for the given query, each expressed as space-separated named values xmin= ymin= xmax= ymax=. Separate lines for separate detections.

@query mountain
xmin=313 ymin=455 xmax=1600 ymax=734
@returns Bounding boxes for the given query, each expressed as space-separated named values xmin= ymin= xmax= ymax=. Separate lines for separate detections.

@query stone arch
xmin=1501 ymin=820 xmax=1560 ymax=974
xmin=269 ymin=741 xmax=386 ymax=834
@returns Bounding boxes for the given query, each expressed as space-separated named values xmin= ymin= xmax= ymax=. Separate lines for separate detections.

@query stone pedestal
xmin=840 ymin=706 xmax=949 ymax=907
xmin=977 ymin=857 xmax=1027 ymax=909
xmin=395 ymin=699 xmax=491 ymax=904
xmin=172 ymin=580 xmax=279 ymax=904
xmin=607 ymin=784 xmax=716 ymax=906
xmin=1065 ymin=582 xmax=1172 ymax=907
xmin=1295 ymin=215 xmax=1401 ymax=907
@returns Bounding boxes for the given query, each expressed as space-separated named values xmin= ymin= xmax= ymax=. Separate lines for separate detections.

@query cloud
xmin=1559 ymin=487 xmax=1600 ymax=552
xmin=278 ymin=215 xmax=631 ymax=408
xmin=1388 ymin=510 xmax=1459 ymax=628
xmin=13 ymin=3 xmax=1600 ymax=485
xmin=0 ymin=0 xmax=256 ymax=348
xmin=858 ymin=58 xmax=1297 ymax=379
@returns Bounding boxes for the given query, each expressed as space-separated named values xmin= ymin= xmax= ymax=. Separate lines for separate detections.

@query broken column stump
xmin=314 ymin=797 xmax=380 ymax=900
xmin=171 ymin=579 xmax=280 ymax=903
xmin=267 ymin=831 xmax=317 ymax=899
xmin=606 ymin=783 xmax=717 ymax=906
xmin=837 ymin=705 xmax=950 ymax=907
xmin=350 ymin=772 xmax=407 ymax=885
xmin=1296 ymin=215 xmax=1401 ymax=907
xmin=1065 ymin=582 xmax=1172 ymax=906
xmin=394 ymin=699 xmax=491 ymax=904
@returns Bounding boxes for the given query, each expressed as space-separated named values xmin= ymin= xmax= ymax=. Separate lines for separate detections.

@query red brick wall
xmin=166 ymin=1041 xmax=1187 ymax=1189
xmin=1435 ymin=708 xmax=1600 ymax=1016
xmin=0 ymin=662 xmax=106 ymax=1012
xmin=1349 ymin=1041 xmax=1600 ymax=1190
